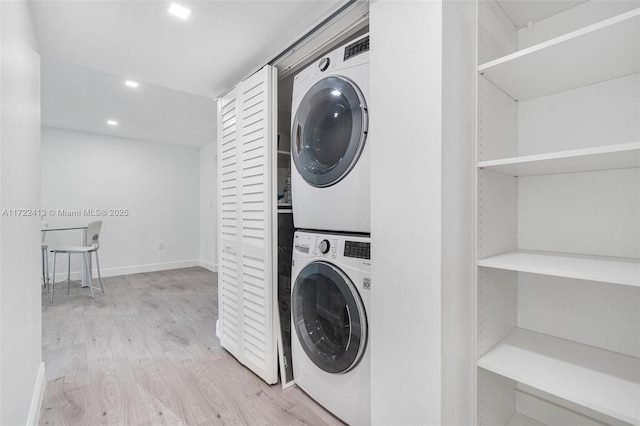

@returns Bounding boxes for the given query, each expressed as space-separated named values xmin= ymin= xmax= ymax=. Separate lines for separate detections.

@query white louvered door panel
xmin=238 ymin=67 xmax=277 ymax=383
xmin=217 ymin=89 xmax=242 ymax=359
xmin=217 ymin=66 xmax=278 ymax=385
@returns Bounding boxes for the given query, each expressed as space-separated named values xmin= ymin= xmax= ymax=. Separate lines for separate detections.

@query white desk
xmin=41 ymin=225 xmax=90 ymax=286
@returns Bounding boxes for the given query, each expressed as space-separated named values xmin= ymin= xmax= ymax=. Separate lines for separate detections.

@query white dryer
xmin=291 ymin=231 xmax=370 ymax=425
xmin=291 ymin=34 xmax=370 ymax=234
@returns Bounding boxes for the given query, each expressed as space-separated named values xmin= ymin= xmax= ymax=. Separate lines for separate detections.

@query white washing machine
xmin=290 ymin=34 xmax=370 ymax=234
xmin=291 ymin=230 xmax=370 ymax=425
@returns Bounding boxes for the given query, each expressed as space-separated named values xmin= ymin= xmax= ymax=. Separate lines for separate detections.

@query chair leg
xmin=94 ymin=250 xmax=104 ymax=293
xmin=41 ymin=248 xmax=46 ymax=288
xmin=67 ymin=253 xmax=71 ymax=295
xmin=45 ymin=250 xmax=49 ymax=289
xmin=84 ymin=252 xmax=94 ymax=299
xmin=51 ymin=251 xmax=57 ymax=303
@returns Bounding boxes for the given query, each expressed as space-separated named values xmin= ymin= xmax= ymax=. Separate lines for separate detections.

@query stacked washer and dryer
xmin=289 ymin=33 xmax=371 ymax=426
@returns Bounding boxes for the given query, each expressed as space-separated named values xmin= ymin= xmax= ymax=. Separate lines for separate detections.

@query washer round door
xmin=292 ymin=261 xmax=367 ymax=374
xmin=291 ymin=76 xmax=368 ymax=188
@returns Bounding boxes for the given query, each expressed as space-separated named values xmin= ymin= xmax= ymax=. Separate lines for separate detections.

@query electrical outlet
xmin=158 ymin=241 xmax=164 ymax=250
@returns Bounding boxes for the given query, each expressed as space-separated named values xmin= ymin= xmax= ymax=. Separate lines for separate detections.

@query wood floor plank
xmin=40 ymin=267 xmax=343 ymax=426
xmin=43 ymin=342 xmax=89 ymax=381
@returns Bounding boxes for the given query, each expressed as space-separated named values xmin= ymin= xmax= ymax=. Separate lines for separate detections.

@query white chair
xmin=50 ymin=220 xmax=104 ymax=302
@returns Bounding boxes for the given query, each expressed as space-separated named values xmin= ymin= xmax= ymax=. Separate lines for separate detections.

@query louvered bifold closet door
xmin=217 ymin=89 xmax=241 ymax=359
xmin=217 ymin=65 xmax=278 ymax=384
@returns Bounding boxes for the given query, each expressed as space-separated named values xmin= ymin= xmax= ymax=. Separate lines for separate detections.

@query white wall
xmin=0 ymin=1 xmax=44 ymax=424
xmin=370 ymin=1 xmax=444 ymax=424
xmin=441 ymin=1 xmax=475 ymax=424
xmin=199 ymin=141 xmax=217 ymax=271
xmin=370 ymin=0 xmax=474 ymax=424
xmin=41 ymin=127 xmax=200 ymax=278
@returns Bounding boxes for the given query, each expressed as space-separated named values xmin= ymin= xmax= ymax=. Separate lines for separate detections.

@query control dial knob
xmin=318 ymin=57 xmax=330 ymax=72
xmin=319 ymin=239 xmax=330 ymax=254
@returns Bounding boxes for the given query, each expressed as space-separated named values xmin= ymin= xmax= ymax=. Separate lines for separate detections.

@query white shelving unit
xmin=478 ymin=142 xmax=640 ymax=177
xmin=478 ymin=328 xmax=640 ymax=425
xmin=476 ymin=2 xmax=640 ymax=425
xmin=477 ymin=250 xmax=640 ymax=287
xmin=479 ymin=8 xmax=640 ymax=100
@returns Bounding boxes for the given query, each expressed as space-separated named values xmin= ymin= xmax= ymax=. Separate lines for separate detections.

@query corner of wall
xmin=370 ymin=1 xmax=445 ymax=424
xmin=199 ymin=140 xmax=218 ymax=270
xmin=0 ymin=1 xmax=43 ymax=424
xmin=440 ymin=1 xmax=476 ymax=424
xmin=199 ymin=259 xmax=218 ymax=273
xmin=26 ymin=362 xmax=45 ymax=426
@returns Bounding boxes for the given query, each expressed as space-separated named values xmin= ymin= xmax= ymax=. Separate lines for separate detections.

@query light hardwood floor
xmin=40 ymin=267 xmax=343 ymax=425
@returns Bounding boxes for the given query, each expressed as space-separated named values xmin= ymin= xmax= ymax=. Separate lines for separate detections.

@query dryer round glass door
xmin=292 ymin=76 xmax=368 ymax=187
xmin=292 ymin=261 xmax=367 ymax=374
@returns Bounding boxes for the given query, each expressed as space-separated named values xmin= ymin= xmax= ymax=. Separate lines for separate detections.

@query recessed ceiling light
xmin=168 ymin=3 xmax=191 ymax=20
xmin=107 ymin=120 xmax=118 ymax=126
xmin=125 ymin=80 xmax=139 ymax=88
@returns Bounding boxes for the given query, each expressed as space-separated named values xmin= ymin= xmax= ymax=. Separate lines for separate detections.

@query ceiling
xmin=41 ymin=58 xmax=216 ymax=148
xmin=31 ymin=0 xmax=347 ymax=147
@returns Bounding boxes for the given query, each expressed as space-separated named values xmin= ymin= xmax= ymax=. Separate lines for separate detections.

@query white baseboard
xmin=101 ymin=259 xmax=200 ymax=277
xmin=50 ymin=259 xmax=200 ymax=281
xmin=199 ymin=259 xmax=218 ymax=272
xmin=26 ymin=362 xmax=45 ymax=426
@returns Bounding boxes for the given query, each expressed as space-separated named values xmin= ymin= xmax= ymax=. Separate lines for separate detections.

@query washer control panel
xmin=293 ymin=232 xmax=371 ymax=266
xmin=293 ymin=233 xmax=337 ymax=258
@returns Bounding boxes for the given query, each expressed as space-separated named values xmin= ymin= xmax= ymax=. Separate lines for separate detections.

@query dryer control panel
xmin=344 ymin=36 xmax=370 ymax=61
xmin=344 ymin=240 xmax=370 ymax=260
